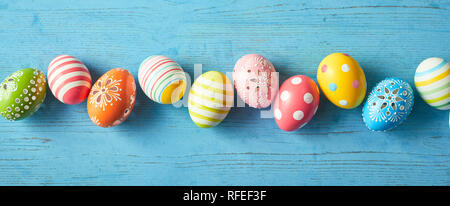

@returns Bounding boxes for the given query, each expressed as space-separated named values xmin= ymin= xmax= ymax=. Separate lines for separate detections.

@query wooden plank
xmin=0 ymin=0 xmax=448 ymax=185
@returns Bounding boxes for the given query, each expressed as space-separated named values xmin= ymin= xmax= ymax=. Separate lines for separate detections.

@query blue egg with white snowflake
xmin=362 ymin=77 xmax=414 ymax=131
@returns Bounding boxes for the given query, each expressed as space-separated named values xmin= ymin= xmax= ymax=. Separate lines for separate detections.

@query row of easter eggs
xmin=0 ymin=54 xmax=448 ymax=131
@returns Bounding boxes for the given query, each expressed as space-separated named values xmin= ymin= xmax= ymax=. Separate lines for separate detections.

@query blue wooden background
xmin=0 ymin=0 xmax=448 ymax=185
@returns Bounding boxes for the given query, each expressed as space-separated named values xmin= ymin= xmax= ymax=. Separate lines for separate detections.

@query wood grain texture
xmin=0 ymin=0 xmax=448 ymax=185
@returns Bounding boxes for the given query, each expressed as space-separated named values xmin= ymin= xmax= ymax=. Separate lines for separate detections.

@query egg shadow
xmin=360 ymin=62 xmax=388 ymax=90
xmin=83 ymin=60 xmax=104 ymax=82
xmin=119 ymin=84 xmax=157 ymax=130
xmin=214 ymin=106 xmax=278 ymax=141
xmin=387 ymin=89 xmax=446 ymax=139
xmin=22 ymin=85 xmax=72 ymax=126
xmin=22 ymin=67 xmax=80 ymax=130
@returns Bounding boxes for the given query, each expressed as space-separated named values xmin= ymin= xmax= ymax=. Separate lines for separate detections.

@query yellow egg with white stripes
xmin=414 ymin=57 xmax=449 ymax=110
xmin=188 ymin=71 xmax=234 ymax=128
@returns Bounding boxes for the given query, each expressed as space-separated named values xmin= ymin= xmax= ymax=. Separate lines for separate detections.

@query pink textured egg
xmin=233 ymin=54 xmax=278 ymax=108
xmin=273 ymin=75 xmax=320 ymax=131
xmin=48 ymin=55 xmax=92 ymax=104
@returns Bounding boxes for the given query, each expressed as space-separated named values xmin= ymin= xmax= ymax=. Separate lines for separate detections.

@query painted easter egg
xmin=274 ymin=75 xmax=320 ymax=131
xmin=138 ymin=55 xmax=187 ymax=104
xmin=0 ymin=68 xmax=47 ymax=121
xmin=362 ymin=77 xmax=414 ymax=131
xmin=188 ymin=71 xmax=233 ymax=128
xmin=317 ymin=53 xmax=367 ymax=109
xmin=233 ymin=54 xmax=278 ymax=109
xmin=414 ymin=57 xmax=449 ymax=110
xmin=48 ymin=55 xmax=92 ymax=104
xmin=87 ymin=68 xmax=136 ymax=128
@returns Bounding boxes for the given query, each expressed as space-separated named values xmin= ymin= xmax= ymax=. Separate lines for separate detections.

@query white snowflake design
xmin=367 ymin=78 xmax=413 ymax=123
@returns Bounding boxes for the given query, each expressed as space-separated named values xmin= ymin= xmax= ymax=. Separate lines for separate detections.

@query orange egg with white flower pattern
xmin=87 ymin=68 xmax=136 ymax=128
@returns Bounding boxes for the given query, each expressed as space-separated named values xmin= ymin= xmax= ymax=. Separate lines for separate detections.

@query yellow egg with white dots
xmin=317 ymin=53 xmax=367 ymax=109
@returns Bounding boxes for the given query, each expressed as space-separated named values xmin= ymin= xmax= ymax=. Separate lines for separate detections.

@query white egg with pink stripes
xmin=48 ymin=55 xmax=92 ymax=104
xmin=138 ymin=55 xmax=187 ymax=104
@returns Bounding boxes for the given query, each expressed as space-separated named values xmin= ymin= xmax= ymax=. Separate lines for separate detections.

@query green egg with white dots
xmin=0 ymin=68 xmax=47 ymax=121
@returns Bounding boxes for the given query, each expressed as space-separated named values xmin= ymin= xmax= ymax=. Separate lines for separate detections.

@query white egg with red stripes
xmin=138 ymin=55 xmax=187 ymax=104
xmin=48 ymin=55 xmax=92 ymax=105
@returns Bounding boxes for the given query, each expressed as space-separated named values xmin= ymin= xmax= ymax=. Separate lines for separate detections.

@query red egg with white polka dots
xmin=273 ymin=75 xmax=320 ymax=131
